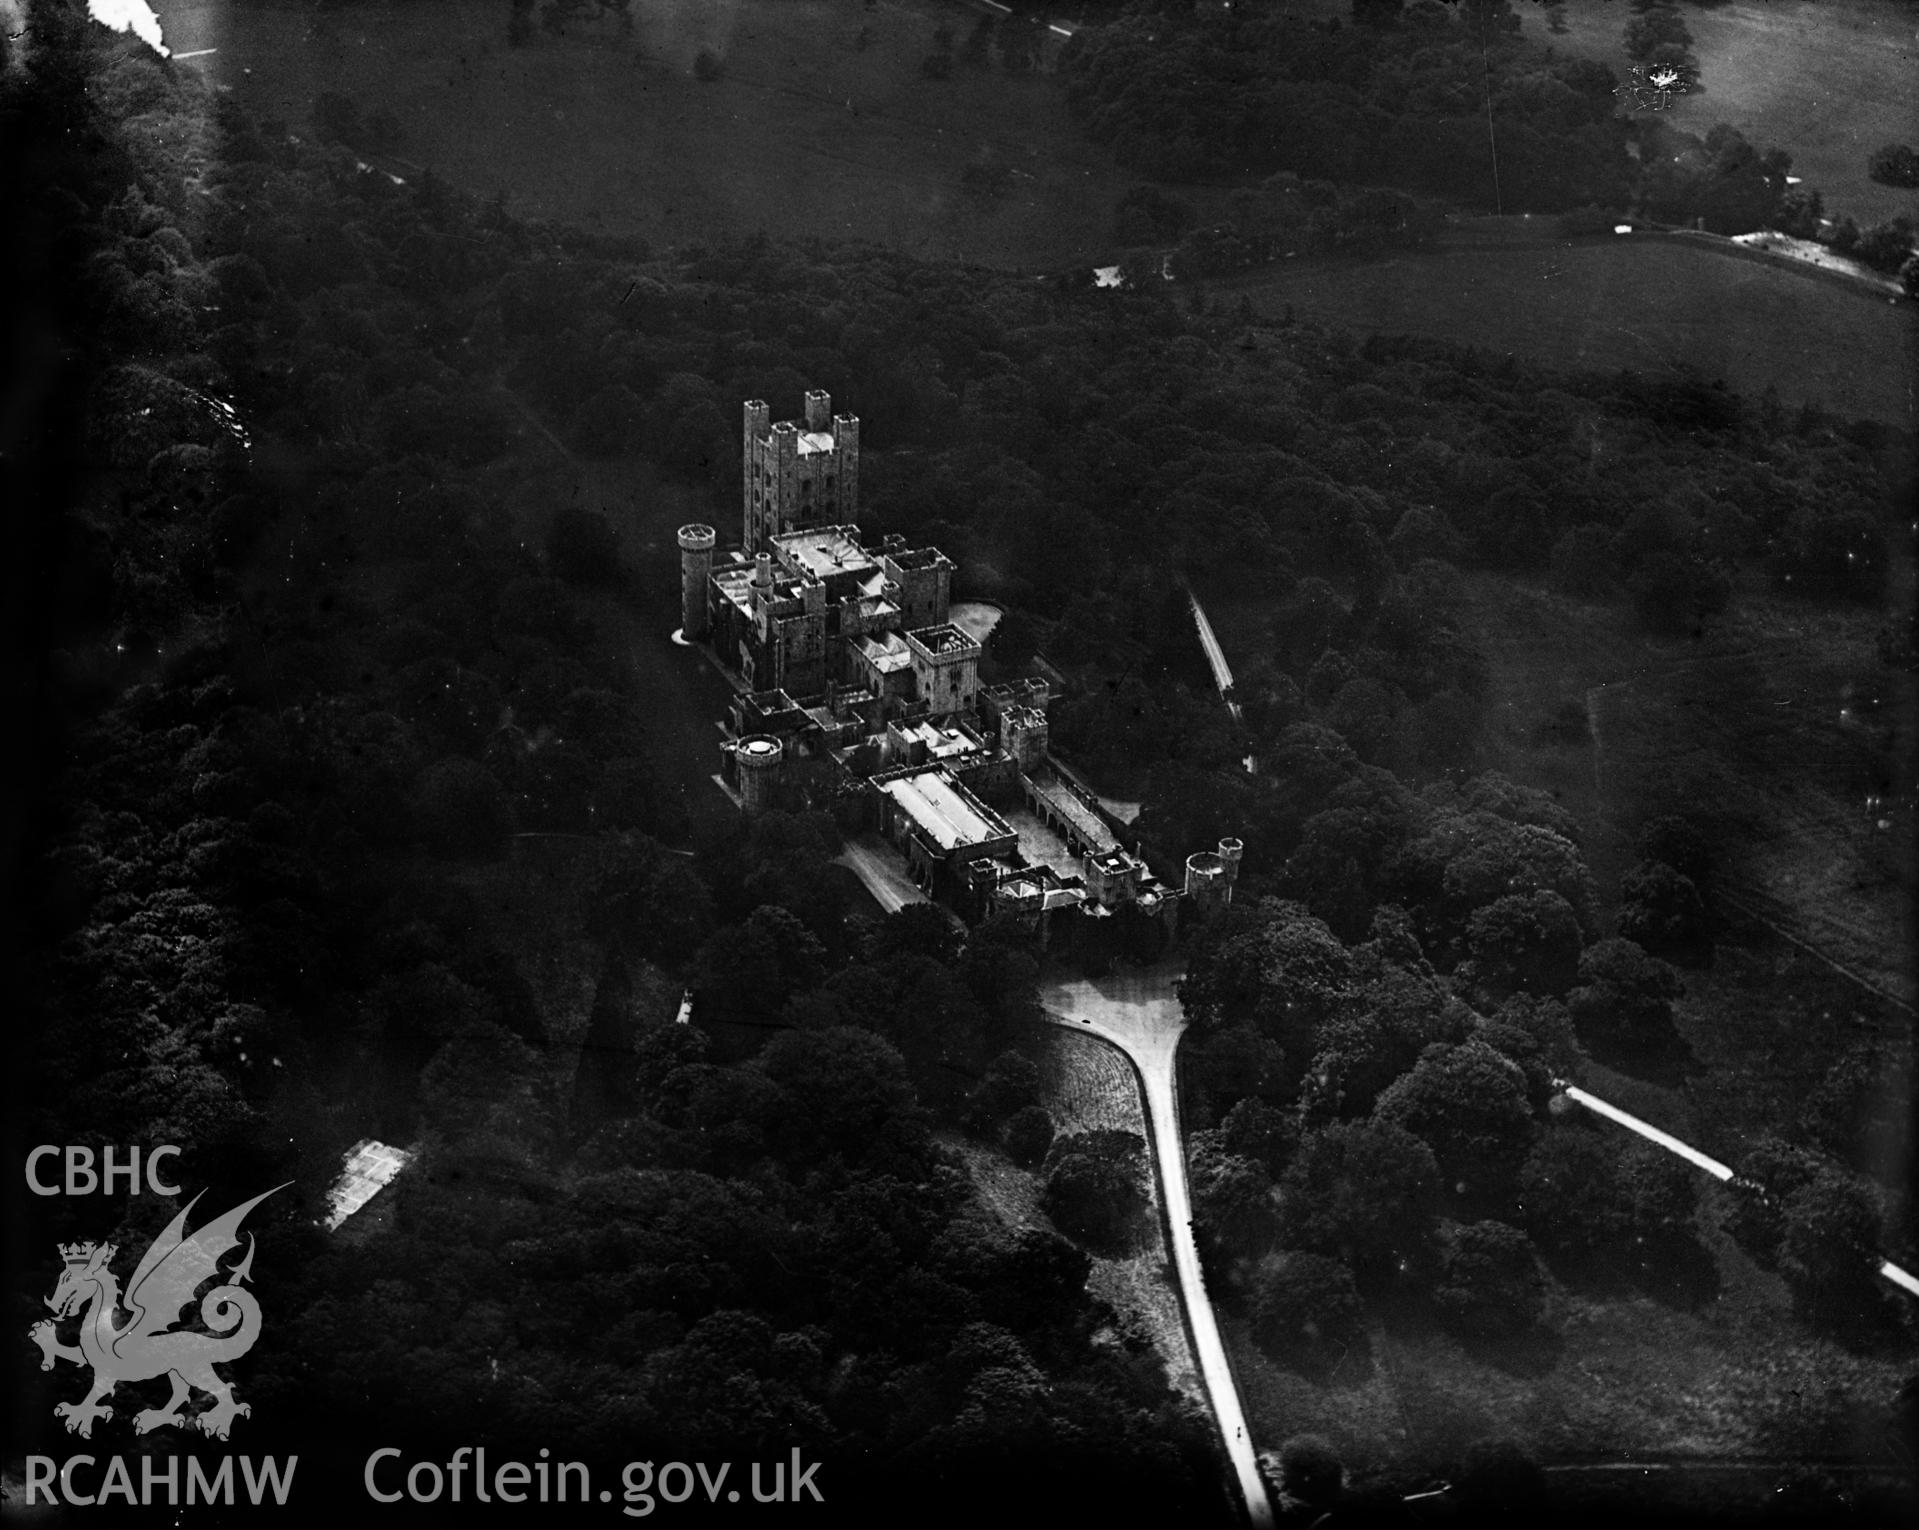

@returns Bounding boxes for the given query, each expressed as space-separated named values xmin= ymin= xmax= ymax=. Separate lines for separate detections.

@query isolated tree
xmin=1489 ymin=992 xmax=1585 ymax=1079
xmin=1567 ymin=937 xmax=1682 ymax=1047
xmin=1275 ymin=1436 xmax=1346 ymax=1515
xmin=1280 ymin=1118 xmax=1440 ymax=1285
xmin=1516 ymin=1124 xmax=1624 ymax=1257
xmin=1180 ymin=899 xmax=1357 ymax=1043
xmin=1635 ymin=815 xmax=1715 ymax=889
xmin=1520 ymin=1127 xmax=1692 ymax=1261
xmin=1615 ymin=1137 xmax=1698 ymax=1248
xmin=1460 ymin=889 xmax=1584 ymax=1000
xmin=1435 ymin=1220 xmax=1544 ymax=1340
xmin=1374 ymin=1038 xmax=1537 ymax=1202
xmin=695 ymin=905 xmax=829 ymax=1025
xmin=1774 ymin=184 xmax=1825 ymax=240
xmin=757 ymin=1025 xmax=925 ymax=1167
xmin=1623 ymin=5 xmax=1692 ymax=64
xmin=1617 ymin=859 xmax=1710 ymax=955
xmin=1043 ymin=1130 xmax=1148 ymax=1250
xmin=1779 ymin=1168 xmax=1884 ymax=1323
xmin=1249 ymin=1253 xmax=1367 ymax=1375
xmin=1867 ymin=144 xmax=1919 ymax=189
xmin=1218 ymin=1097 xmax=1299 ymax=1176
xmin=1002 ymin=1105 xmax=1054 ymax=1167
xmin=963 ymin=1049 xmax=1041 ymax=1134
xmin=1852 ymin=215 xmax=1919 ymax=276
xmin=1723 ymin=1135 xmax=1822 ymax=1265
xmin=1191 ymin=1150 xmax=1280 ymax=1263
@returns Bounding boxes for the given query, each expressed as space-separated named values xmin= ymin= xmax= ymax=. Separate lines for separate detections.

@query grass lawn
xmin=1525 ymin=0 xmax=1919 ymax=229
xmin=156 ymin=0 xmax=1136 ymax=269
xmin=1229 ymin=1180 xmax=1917 ymax=1486
xmin=1460 ymin=565 xmax=1912 ymax=1185
xmin=1042 ymin=1024 xmax=1203 ymax=1401
xmin=1458 ymin=571 xmax=1913 ymax=1006
xmin=1222 ymin=226 xmax=1917 ymax=430
xmin=1203 ymin=569 xmax=1917 ymax=1488
xmin=945 ymin=1026 xmax=1202 ymax=1405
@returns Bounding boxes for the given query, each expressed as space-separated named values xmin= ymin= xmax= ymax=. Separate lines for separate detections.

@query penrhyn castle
xmin=678 ymin=392 xmax=1240 ymax=950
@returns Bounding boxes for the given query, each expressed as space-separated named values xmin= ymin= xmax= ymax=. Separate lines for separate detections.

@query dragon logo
xmin=28 ymin=1185 xmax=287 ymax=1440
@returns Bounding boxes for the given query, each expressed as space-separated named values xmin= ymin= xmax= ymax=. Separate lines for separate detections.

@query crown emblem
xmin=59 ymin=1243 xmax=98 ymax=1266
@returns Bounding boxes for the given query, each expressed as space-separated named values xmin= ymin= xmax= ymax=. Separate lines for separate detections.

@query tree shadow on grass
xmin=1456 ymin=1322 xmax=1566 ymax=1378
xmin=1544 ymin=1234 xmax=1722 ymax=1311
xmin=1285 ymin=1334 xmax=1376 ymax=1390
xmin=1791 ymin=1278 xmax=1916 ymax=1356
xmin=1577 ymin=1023 xmax=1702 ymax=1089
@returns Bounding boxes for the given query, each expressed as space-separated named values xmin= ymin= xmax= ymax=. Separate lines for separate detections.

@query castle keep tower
xmin=742 ymin=394 xmax=859 ymax=555
xmin=678 ymin=523 xmax=716 ymax=640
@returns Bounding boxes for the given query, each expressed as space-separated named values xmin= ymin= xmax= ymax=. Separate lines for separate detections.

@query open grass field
xmin=1224 ymin=223 xmax=1918 ymax=429
xmin=1525 ymin=0 xmax=1919 ymax=228
xmin=155 ymin=0 xmax=1134 ymax=268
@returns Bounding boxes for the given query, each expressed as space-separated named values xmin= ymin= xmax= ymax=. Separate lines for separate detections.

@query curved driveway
xmin=1042 ymin=967 xmax=1275 ymax=1529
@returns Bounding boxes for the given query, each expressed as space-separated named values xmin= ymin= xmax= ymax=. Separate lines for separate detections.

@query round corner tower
xmin=1217 ymin=837 xmax=1244 ymax=890
xmin=678 ymin=523 xmax=716 ymax=641
xmin=1184 ymin=850 xmax=1229 ymax=917
xmin=736 ymin=735 xmax=784 ymax=815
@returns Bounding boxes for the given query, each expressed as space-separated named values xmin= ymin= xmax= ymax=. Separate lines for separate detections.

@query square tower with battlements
xmin=743 ymin=392 xmax=860 ymax=555
xmin=904 ymin=623 xmax=981 ymax=719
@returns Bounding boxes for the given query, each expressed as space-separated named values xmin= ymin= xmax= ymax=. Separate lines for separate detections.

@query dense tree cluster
xmin=1062 ymin=0 xmax=1629 ymax=209
xmin=1064 ymin=3 xmax=1844 ymax=238
xmin=6 ymin=24 xmax=1229 ymax=1518
xmin=1170 ymin=827 xmax=1693 ymax=1361
xmin=1171 ymin=807 xmax=1905 ymax=1362
xmin=1155 ymin=178 xmax=1450 ymax=280
xmin=1866 ymin=143 xmax=1919 ymax=190
xmin=9 ymin=12 xmax=1910 ymax=1506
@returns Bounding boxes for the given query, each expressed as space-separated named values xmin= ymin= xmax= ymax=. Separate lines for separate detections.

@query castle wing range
xmin=679 ymin=392 xmax=1242 ymax=950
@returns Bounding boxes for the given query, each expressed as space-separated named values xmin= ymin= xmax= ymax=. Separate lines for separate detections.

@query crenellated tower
xmin=742 ymin=393 xmax=859 ymax=554
xmin=677 ymin=523 xmax=716 ymax=640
